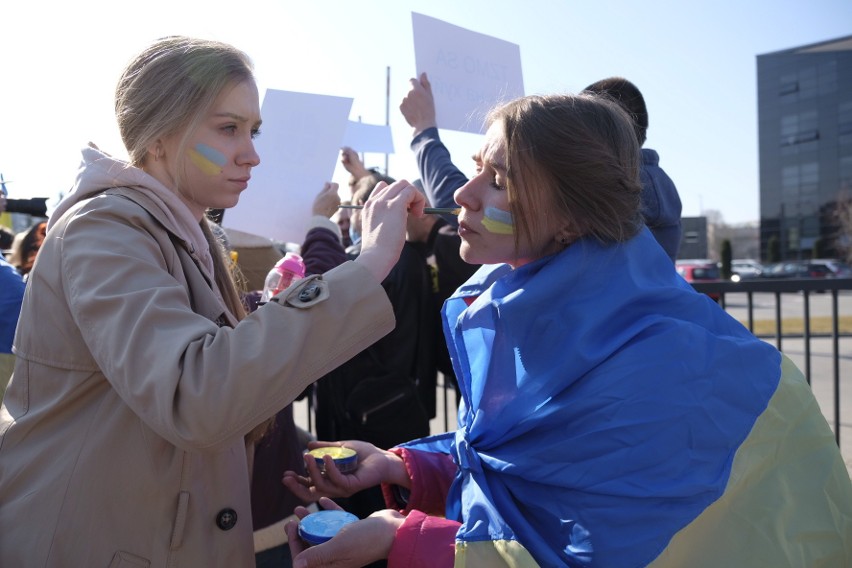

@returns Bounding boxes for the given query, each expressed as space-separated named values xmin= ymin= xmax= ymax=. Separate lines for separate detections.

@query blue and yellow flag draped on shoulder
xmin=403 ymin=228 xmax=852 ymax=567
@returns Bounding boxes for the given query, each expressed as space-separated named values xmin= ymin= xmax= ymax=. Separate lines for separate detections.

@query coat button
xmin=298 ymin=284 xmax=321 ymax=302
xmin=216 ymin=508 xmax=238 ymax=531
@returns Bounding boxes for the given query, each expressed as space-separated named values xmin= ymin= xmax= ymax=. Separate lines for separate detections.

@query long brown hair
xmin=488 ymin=93 xmax=644 ymax=253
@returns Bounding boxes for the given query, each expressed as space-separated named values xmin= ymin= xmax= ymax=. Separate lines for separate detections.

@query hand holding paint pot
xmin=282 ymin=440 xmax=410 ymax=503
xmin=307 ymin=446 xmax=358 ymax=474
xmin=298 ymin=509 xmax=359 ymax=546
xmin=287 ymin=497 xmax=403 ymax=566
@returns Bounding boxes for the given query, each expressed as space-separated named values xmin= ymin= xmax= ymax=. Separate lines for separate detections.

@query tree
xmin=831 ymin=198 xmax=852 ymax=263
xmin=767 ymin=234 xmax=780 ymax=263
xmin=811 ymin=237 xmax=829 ymax=259
xmin=720 ymin=239 xmax=733 ymax=279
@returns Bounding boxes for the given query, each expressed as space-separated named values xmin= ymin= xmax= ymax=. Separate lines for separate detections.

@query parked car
xmin=810 ymin=258 xmax=852 ymax=278
xmin=730 ymin=259 xmax=764 ymax=281
xmin=761 ymin=261 xmax=832 ymax=279
xmin=676 ymin=259 xmax=723 ymax=302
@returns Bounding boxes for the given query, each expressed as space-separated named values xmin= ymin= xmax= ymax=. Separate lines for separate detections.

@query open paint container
xmin=306 ymin=446 xmax=359 ymax=474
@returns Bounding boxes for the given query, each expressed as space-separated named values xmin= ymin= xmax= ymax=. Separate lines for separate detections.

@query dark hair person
xmin=283 ymin=93 xmax=852 ymax=567
xmin=0 ymin=36 xmax=425 ymax=566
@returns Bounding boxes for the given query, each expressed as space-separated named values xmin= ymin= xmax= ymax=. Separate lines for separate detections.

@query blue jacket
xmin=0 ymin=256 xmax=25 ymax=354
xmin=640 ymin=148 xmax=682 ymax=261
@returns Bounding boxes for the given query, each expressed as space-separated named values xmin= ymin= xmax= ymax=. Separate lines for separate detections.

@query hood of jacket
xmin=50 ymin=143 xmax=214 ymax=275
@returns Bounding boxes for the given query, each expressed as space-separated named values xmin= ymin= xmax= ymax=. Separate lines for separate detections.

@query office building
xmin=757 ymin=35 xmax=852 ymax=261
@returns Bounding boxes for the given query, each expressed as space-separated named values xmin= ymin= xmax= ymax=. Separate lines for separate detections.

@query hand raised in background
xmin=339 ymin=146 xmax=370 ymax=180
xmin=311 ymin=182 xmax=341 ymax=219
xmin=400 ymin=72 xmax=437 ymax=137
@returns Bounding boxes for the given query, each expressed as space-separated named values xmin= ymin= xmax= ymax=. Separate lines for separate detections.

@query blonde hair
xmin=115 ymin=36 xmax=254 ymax=170
xmin=117 ymin=37 xmax=269 ymax=438
xmin=115 ymin=36 xmax=252 ymax=318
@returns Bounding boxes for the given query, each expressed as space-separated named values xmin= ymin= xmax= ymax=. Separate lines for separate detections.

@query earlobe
xmin=556 ymin=228 xmax=577 ymax=246
xmin=147 ymin=142 xmax=163 ymax=163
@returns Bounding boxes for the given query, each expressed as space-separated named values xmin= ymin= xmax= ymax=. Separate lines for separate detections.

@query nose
xmin=239 ymin=139 xmax=261 ymax=168
xmin=453 ymin=171 xmax=486 ymax=211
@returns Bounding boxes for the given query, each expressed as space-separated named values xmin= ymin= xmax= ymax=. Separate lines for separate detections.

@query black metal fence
xmin=297 ymin=278 xmax=851 ymax=461
xmin=429 ymin=278 xmax=852 ymax=452
xmin=691 ymin=277 xmax=852 ymax=448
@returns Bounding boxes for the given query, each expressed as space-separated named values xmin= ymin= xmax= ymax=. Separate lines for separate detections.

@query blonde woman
xmin=0 ymin=36 xmax=425 ymax=566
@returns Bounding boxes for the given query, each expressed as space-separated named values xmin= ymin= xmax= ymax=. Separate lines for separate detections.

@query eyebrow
xmin=489 ymin=157 xmax=507 ymax=173
xmin=471 ymin=151 xmax=506 ymax=173
xmin=214 ymin=111 xmax=262 ymax=127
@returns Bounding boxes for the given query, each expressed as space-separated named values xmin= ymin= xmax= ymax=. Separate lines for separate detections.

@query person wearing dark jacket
xmin=583 ymin=76 xmax=683 ymax=261
xmin=248 ymin=182 xmax=344 ymax=567
xmin=302 ymin=180 xmax=432 ymax=528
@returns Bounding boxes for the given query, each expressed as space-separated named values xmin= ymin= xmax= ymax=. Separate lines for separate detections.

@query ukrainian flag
xmin=404 ymin=228 xmax=852 ymax=567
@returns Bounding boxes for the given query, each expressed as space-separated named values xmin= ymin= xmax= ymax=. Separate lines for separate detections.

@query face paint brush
xmin=339 ymin=205 xmax=460 ymax=215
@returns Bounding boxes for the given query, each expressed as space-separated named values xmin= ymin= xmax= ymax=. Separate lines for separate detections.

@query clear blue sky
xmin=1 ymin=0 xmax=850 ymax=225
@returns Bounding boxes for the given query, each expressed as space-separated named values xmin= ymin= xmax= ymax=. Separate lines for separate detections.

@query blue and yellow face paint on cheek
xmin=481 ymin=206 xmax=514 ymax=235
xmin=189 ymin=143 xmax=226 ymax=176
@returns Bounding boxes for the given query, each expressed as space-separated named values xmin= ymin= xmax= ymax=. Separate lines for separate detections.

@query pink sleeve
xmin=381 ymin=447 xmax=457 ymax=516
xmin=387 ymin=509 xmax=459 ymax=568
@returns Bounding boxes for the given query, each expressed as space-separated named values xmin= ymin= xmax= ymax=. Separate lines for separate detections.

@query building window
xmin=779 ymin=72 xmax=798 ymax=99
xmin=841 ymin=155 xmax=852 ymax=193
xmin=779 ymin=81 xmax=799 ymax=96
xmin=819 ymin=60 xmax=837 ymax=95
xmin=840 ymin=101 xmax=852 ymax=145
xmin=780 ymin=110 xmax=819 ymax=146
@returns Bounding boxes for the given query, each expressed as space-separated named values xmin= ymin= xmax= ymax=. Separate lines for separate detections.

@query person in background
xmin=0 ymin=192 xmax=15 ymax=252
xmin=0 ymin=227 xmax=14 ymax=253
xmin=339 ymin=147 xmax=396 ymax=258
xmin=306 ymin=174 xmax=432 ymax=527
xmin=249 ymin=180 xmax=353 ymax=568
xmin=399 ymin=74 xmax=481 ymax=402
xmin=333 ymin=204 xmax=352 ymax=249
xmin=0 ymin=254 xmax=25 ymax=397
xmin=284 ymin=92 xmax=852 ymax=567
xmin=583 ymin=76 xmax=683 ymax=261
xmin=0 ymin=35 xmax=425 ymax=567
xmin=398 ymin=73 xmax=467 ymax=227
xmin=7 ymin=220 xmax=47 ymax=279
xmin=406 ymin=179 xmax=474 ymax=411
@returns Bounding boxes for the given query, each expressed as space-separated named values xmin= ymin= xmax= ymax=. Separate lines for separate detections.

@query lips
xmin=230 ymin=176 xmax=250 ymax=190
xmin=458 ymin=220 xmax=478 ymax=236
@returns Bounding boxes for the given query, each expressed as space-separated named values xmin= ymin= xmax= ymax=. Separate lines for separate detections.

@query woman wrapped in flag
xmin=283 ymin=92 xmax=852 ymax=567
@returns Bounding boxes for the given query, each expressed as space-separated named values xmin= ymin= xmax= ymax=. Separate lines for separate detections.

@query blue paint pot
xmin=298 ymin=510 xmax=360 ymax=546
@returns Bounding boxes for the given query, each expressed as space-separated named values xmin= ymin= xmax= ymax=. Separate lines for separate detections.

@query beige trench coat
xmin=0 ymin=188 xmax=394 ymax=567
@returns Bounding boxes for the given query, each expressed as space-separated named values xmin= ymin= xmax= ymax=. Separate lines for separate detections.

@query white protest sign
xmin=342 ymin=121 xmax=395 ymax=154
xmin=411 ymin=12 xmax=525 ymax=134
xmin=224 ymin=89 xmax=353 ymax=244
